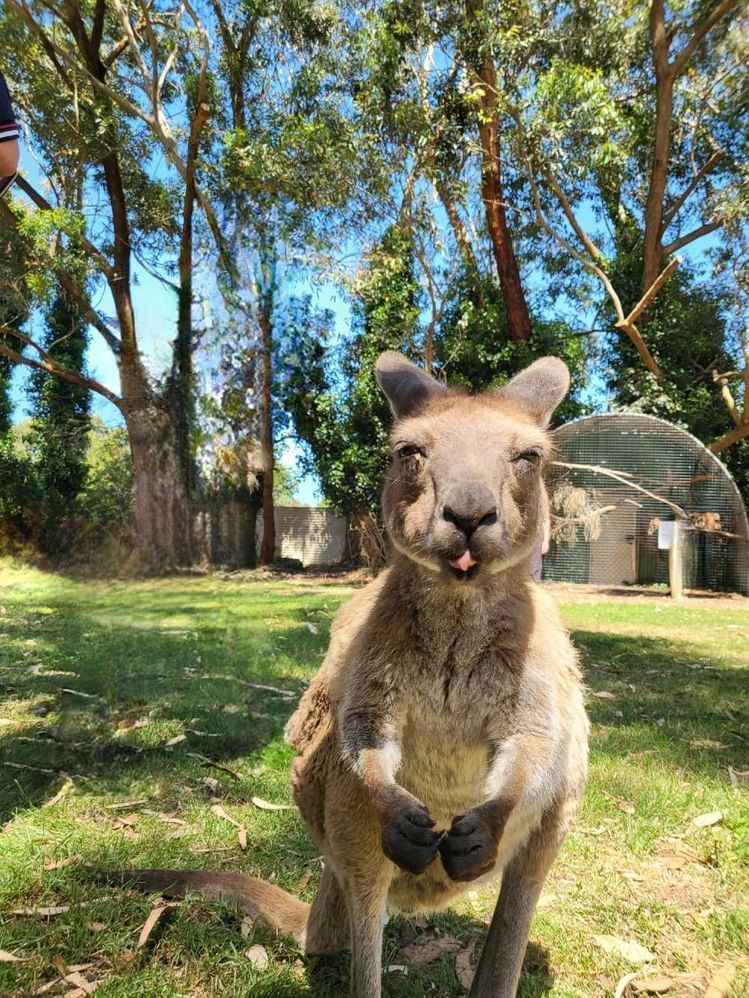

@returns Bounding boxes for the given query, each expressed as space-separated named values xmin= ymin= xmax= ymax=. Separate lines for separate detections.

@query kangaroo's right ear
xmin=375 ymin=351 xmax=445 ymax=420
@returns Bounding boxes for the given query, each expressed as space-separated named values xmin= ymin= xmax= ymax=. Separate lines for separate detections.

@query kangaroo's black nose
xmin=443 ymin=504 xmax=497 ymax=538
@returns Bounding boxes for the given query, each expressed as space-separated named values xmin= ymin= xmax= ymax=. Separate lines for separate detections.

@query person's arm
xmin=0 ymin=72 xmax=20 ymax=178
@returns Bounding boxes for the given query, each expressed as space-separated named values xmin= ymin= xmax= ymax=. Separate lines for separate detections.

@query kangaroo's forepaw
xmin=381 ymin=798 xmax=443 ymax=875
xmin=439 ymin=805 xmax=501 ymax=882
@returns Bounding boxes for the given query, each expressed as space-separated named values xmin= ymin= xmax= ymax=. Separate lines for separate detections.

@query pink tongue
xmin=449 ymin=551 xmax=478 ymax=572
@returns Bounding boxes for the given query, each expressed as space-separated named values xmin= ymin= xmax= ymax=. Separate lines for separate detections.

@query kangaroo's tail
xmin=94 ymin=869 xmax=310 ymax=945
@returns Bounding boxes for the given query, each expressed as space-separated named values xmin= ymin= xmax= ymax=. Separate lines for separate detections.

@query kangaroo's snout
xmin=442 ymin=484 xmax=498 ymax=540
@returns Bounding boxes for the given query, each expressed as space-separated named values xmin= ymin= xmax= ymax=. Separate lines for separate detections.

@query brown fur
xmin=99 ymin=354 xmax=589 ymax=998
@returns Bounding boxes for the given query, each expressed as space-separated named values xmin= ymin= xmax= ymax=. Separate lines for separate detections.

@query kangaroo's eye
xmin=514 ymin=448 xmax=542 ymax=466
xmin=395 ymin=444 xmax=424 ymax=460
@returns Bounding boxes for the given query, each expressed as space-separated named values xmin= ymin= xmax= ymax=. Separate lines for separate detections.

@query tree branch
xmin=662 ymin=220 xmax=722 ymax=255
xmin=713 ymin=370 xmax=742 ymax=425
xmin=661 ymin=149 xmax=725 ymax=231
xmin=551 ymin=460 xmax=686 ymax=517
xmin=0 ymin=325 xmax=123 ymax=409
xmin=672 ymin=0 xmax=740 ymax=78
xmin=0 ymin=198 xmax=122 ymax=356
xmin=709 ymin=421 xmax=749 ymax=454
xmin=543 ymin=168 xmax=605 ymax=263
xmin=14 ymin=175 xmax=114 ymax=281
xmin=620 ymin=256 xmax=680 ymax=326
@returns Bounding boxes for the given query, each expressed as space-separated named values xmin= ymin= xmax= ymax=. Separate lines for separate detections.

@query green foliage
xmin=0 ymin=434 xmax=37 ymax=538
xmin=77 ymin=422 xmax=135 ymax=541
xmin=273 ymin=463 xmax=301 ymax=505
xmin=284 ymin=225 xmax=420 ymax=518
xmin=27 ymin=291 xmax=91 ymax=555
xmin=436 ymin=270 xmax=590 ymax=425
xmin=0 ymin=225 xmax=31 ymax=435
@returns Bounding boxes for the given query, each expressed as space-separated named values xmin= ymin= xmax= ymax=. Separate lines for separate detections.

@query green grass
xmin=1 ymin=561 xmax=747 ymax=996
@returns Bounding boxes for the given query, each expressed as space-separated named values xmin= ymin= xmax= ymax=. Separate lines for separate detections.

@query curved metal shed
xmin=544 ymin=413 xmax=749 ymax=595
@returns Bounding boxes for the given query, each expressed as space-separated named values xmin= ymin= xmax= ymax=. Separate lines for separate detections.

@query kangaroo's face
xmin=376 ymin=352 xmax=568 ymax=584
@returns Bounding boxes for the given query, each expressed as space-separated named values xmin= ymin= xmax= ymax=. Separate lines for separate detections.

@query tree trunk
xmin=642 ymin=75 xmax=674 ymax=292
xmin=473 ymin=57 xmax=532 ymax=341
xmin=642 ymin=1 xmax=674 ymax=293
xmin=259 ymin=304 xmax=275 ymax=565
xmin=433 ymin=176 xmax=485 ymax=309
xmin=126 ymin=403 xmax=193 ymax=574
xmin=348 ymin=507 xmax=387 ymax=567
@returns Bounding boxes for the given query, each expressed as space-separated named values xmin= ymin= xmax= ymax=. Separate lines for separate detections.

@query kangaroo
xmin=100 ymin=353 xmax=589 ymax=997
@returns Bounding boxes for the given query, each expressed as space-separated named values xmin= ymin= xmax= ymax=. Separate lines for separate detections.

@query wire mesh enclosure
xmin=544 ymin=414 xmax=749 ymax=595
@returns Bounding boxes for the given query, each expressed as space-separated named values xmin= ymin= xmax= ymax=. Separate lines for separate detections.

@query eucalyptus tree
xmin=502 ymin=0 xmax=747 ymax=452
xmin=198 ymin=0 xmax=375 ymax=563
xmin=0 ymin=0 xmax=217 ymax=571
xmin=351 ymin=0 xmax=539 ymax=342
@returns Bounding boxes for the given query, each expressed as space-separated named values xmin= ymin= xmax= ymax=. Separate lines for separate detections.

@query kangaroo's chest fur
xmin=384 ymin=597 xmax=519 ymax=817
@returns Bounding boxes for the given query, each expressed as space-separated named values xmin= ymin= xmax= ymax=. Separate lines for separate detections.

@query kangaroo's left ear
xmin=375 ymin=351 xmax=446 ymax=420
xmin=496 ymin=357 xmax=570 ymax=426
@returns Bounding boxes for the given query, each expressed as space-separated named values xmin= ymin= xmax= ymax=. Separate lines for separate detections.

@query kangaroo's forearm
xmin=483 ymin=732 xmax=560 ymax=820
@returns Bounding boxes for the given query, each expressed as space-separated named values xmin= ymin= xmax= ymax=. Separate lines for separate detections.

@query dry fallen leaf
xmin=455 ymin=939 xmax=477 ymax=989
xmin=44 ymin=855 xmax=81 ymax=871
xmin=622 ymin=870 xmax=645 ymax=883
xmin=211 ymin=804 xmax=241 ymax=827
xmin=305 ymin=622 xmax=319 ymax=634
xmin=387 ymin=965 xmax=408 ymax=974
xmin=105 ymin=799 xmax=147 ymax=811
xmin=0 ymin=949 xmax=28 ymax=962
xmin=688 ymin=739 xmax=729 ymax=750
xmin=136 ymin=902 xmax=178 ymax=950
xmin=728 ymin=766 xmax=749 ymax=788
xmin=10 ymin=905 xmax=70 ymax=917
xmin=87 ymin=923 xmax=107 ymax=933
xmin=245 ymin=944 xmax=269 ymax=970
xmin=614 ymin=972 xmax=638 ymax=998
xmin=112 ymin=813 xmax=140 ymax=829
xmin=593 ymin=935 xmax=655 ymax=964
xmin=237 ymin=827 xmax=248 ymax=850
xmin=691 ymin=811 xmax=723 ymax=828
xmin=250 ymin=796 xmax=294 ymax=811
xmin=633 ymin=975 xmax=674 ymax=993
xmin=594 ymin=690 xmax=617 ymax=700
xmin=294 ymin=868 xmax=313 ymax=891
xmin=398 ymin=933 xmax=462 ymax=966
xmin=240 ymin=915 xmax=257 ymax=938
xmin=165 ymin=734 xmax=187 ymax=748
xmin=604 ymin=792 xmax=636 ymax=815
xmin=704 ymin=962 xmax=735 ymax=998
xmin=60 ymin=969 xmax=99 ymax=995
xmin=43 ymin=780 xmax=74 ymax=807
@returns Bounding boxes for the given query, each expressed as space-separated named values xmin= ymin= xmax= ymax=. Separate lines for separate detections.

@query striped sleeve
xmin=0 ymin=73 xmax=19 ymax=144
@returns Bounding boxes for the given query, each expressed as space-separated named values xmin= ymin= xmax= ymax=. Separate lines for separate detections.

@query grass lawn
xmin=1 ymin=561 xmax=747 ymax=997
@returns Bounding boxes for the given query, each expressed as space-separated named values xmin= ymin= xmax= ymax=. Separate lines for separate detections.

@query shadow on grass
xmin=230 ymin=916 xmax=553 ymax=997
xmin=572 ymin=628 xmax=748 ymax=774
xmin=0 ymin=582 xmax=333 ymax=824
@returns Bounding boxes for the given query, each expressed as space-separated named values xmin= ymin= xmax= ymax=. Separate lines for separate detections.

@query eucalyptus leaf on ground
xmin=593 ymin=935 xmax=655 ymax=964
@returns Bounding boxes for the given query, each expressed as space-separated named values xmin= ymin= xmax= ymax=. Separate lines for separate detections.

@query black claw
xmin=381 ymin=800 xmax=443 ymax=874
xmin=439 ymin=806 xmax=500 ymax=882
xmin=448 ymin=813 xmax=477 ymax=836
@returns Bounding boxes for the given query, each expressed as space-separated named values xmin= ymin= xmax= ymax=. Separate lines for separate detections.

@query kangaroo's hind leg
xmin=468 ymin=805 xmax=569 ymax=998
xmin=304 ymin=863 xmax=350 ymax=955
